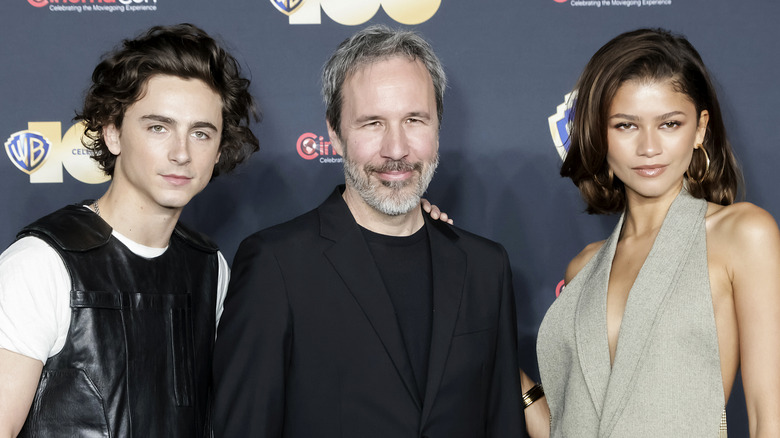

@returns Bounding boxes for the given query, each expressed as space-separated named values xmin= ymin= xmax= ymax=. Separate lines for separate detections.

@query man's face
xmin=104 ymin=74 xmax=223 ymax=214
xmin=329 ymin=56 xmax=439 ymax=216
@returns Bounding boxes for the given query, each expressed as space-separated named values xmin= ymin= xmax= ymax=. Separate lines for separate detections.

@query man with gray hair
xmin=213 ymin=25 xmax=526 ymax=438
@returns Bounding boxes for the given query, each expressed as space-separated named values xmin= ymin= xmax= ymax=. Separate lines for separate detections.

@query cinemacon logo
xmin=29 ymin=0 xmax=154 ymax=5
xmin=296 ymin=132 xmax=343 ymax=163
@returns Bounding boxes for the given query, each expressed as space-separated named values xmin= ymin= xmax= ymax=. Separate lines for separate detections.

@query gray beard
xmin=343 ymin=153 xmax=439 ymax=216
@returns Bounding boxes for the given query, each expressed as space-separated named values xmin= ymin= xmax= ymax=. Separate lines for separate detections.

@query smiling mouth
xmin=377 ymin=170 xmax=413 ymax=181
xmin=368 ymin=160 xmax=421 ymax=182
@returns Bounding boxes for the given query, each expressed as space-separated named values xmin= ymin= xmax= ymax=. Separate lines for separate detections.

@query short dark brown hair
xmin=560 ymin=28 xmax=742 ymax=214
xmin=76 ymin=23 xmax=260 ymax=178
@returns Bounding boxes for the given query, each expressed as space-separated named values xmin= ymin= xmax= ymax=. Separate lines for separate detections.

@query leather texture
xmin=17 ymin=204 xmax=219 ymax=438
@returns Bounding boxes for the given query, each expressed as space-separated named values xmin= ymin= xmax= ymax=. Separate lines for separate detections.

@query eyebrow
xmin=354 ymin=115 xmax=382 ymax=124
xmin=354 ymin=111 xmax=432 ymax=124
xmin=608 ymin=111 xmax=686 ymax=121
xmin=406 ymin=111 xmax=431 ymax=120
xmin=141 ymin=114 xmax=219 ymax=131
xmin=655 ymin=111 xmax=686 ymax=121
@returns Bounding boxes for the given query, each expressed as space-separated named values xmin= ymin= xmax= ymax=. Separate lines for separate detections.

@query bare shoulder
xmin=706 ymin=201 xmax=780 ymax=245
xmin=706 ymin=201 xmax=780 ymax=269
xmin=564 ymin=240 xmax=606 ymax=284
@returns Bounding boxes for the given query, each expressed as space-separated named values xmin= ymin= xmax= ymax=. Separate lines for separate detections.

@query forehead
xmin=610 ymin=79 xmax=696 ymax=112
xmin=341 ymin=57 xmax=435 ymax=108
xmin=128 ymin=74 xmax=223 ymax=124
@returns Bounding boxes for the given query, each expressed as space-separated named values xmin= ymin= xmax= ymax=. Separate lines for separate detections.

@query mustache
xmin=365 ymin=160 xmax=422 ymax=174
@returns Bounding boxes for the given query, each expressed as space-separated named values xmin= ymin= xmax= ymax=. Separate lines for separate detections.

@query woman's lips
xmin=632 ymin=165 xmax=667 ymax=177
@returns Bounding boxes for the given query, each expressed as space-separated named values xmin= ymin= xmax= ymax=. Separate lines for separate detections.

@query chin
xmin=156 ymin=195 xmax=195 ymax=210
xmin=366 ymin=188 xmax=422 ymax=216
xmin=158 ymin=186 xmax=206 ymax=208
xmin=630 ymin=186 xmax=681 ymax=200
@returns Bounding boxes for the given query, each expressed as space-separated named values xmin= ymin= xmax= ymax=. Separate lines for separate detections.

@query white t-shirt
xmin=0 ymin=230 xmax=229 ymax=365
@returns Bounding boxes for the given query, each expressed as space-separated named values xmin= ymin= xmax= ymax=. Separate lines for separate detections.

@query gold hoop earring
xmin=688 ymin=143 xmax=710 ymax=184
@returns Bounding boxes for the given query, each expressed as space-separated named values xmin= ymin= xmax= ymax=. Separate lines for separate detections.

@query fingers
xmin=420 ymin=198 xmax=453 ymax=224
xmin=421 ymin=198 xmax=433 ymax=213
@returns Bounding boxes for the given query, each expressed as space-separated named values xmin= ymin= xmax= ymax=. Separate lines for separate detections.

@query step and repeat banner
xmin=2 ymin=0 xmax=777 ymax=432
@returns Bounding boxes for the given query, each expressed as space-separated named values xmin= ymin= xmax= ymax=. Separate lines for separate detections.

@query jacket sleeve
xmin=213 ymin=235 xmax=291 ymax=438
xmin=487 ymin=245 xmax=528 ymax=437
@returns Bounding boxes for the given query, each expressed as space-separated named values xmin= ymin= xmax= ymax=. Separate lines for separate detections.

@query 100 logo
xmin=4 ymin=122 xmax=108 ymax=184
xmin=275 ymin=0 xmax=441 ymax=25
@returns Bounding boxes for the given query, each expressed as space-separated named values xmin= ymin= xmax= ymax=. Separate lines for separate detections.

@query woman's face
xmin=606 ymin=79 xmax=709 ymax=204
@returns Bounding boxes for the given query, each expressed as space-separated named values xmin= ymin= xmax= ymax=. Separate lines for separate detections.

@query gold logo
xmin=4 ymin=121 xmax=108 ymax=184
xmin=277 ymin=0 xmax=441 ymax=25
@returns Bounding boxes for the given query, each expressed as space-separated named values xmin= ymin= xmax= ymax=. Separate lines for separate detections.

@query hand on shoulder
xmin=421 ymin=198 xmax=453 ymax=225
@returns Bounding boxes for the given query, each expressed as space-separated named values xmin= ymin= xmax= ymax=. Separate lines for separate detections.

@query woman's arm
xmin=520 ymin=369 xmax=550 ymax=438
xmin=727 ymin=204 xmax=780 ymax=437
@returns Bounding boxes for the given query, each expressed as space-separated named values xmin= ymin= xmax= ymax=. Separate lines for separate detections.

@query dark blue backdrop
xmin=3 ymin=0 xmax=778 ymax=433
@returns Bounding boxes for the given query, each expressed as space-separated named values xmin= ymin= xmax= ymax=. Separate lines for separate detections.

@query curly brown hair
xmin=560 ymin=28 xmax=742 ymax=214
xmin=76 ymin=23 xmax=260 ymax=178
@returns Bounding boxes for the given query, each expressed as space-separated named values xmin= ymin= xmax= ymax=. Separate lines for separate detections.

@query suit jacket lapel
xmin=319 ymin=187 xmax=422 ymax=411
xmin=600 ymin=190 xmax=706 ymax=436
xmin=573 ymin=214 xmax=621 ymax=419
xmin=419 ymin=217 xmax=466 ymax=427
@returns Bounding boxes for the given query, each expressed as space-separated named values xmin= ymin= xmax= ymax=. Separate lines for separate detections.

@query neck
xmin=342 ymin=186 xmax=425 ymax=237
xmin=622 ymin=182 xmax=683 ymax=238
xmin=95 ymin=184 xmax=182 ymax=248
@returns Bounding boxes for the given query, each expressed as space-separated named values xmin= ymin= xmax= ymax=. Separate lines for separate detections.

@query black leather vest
xmin=16 ymin=203 xmax=218 ymax=438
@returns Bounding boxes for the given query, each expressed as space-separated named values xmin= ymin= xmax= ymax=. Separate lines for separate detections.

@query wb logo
xmin=5 ymin=131 xmax=50 ymax=175
xmin=548 ymin=92 xmax=575 ymax=161
xmin=275 ymin=0 xmax=441 ymax=25
xmin=3 ymin=122 xmax=109 ymax=184
xmin=271 ymin=0 xmax=304 ymax=15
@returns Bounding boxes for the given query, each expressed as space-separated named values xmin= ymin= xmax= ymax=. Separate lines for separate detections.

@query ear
xmin=695 ymin=110 xmax=709 ymax=146
xmin=326 ymin=121 xmax=344 ymax=157
xmin=103 ymin=124 xmax=121 ymax=155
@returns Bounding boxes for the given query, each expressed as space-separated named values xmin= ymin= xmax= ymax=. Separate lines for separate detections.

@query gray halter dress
xmin=537 ymin=189 xmax=726 ymax=437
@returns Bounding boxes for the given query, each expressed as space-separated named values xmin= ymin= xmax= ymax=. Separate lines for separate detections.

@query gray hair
xmin=322 ymin=24 xmax=447 ymax=139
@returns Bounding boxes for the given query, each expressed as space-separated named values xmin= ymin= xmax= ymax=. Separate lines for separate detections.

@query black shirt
xmin=361 ymin=224 xmax=433 ymax=400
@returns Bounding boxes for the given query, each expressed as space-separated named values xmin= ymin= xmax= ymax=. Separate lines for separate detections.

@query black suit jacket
xmin=213 ymin=187 xmax=525 ymax=438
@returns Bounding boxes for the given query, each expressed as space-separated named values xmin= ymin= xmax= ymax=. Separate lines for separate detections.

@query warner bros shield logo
xmin=271 ymin=0 xmax=304 ymax=15
xmin=548 ymin=92 xmax=575 ymax=160
xmin=4 ymin=130 xmax=51 ymax=175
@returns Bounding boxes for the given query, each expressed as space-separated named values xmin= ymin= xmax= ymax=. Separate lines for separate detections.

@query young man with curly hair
xmin=0 ymin=23 xmax=258 ymax=437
